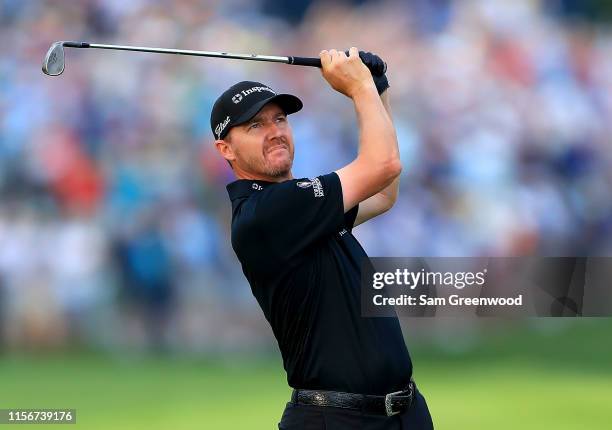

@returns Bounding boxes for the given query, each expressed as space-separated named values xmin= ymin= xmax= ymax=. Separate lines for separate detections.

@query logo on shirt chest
xmin=338 ymin=228 xmax=348 ymax=237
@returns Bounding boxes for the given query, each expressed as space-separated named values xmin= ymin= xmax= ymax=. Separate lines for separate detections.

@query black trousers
xmin=278 ymin=389 xmax=434 ymax=430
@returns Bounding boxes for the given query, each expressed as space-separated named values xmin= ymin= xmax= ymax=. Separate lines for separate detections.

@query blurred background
xmin=1 ymin=0 xmax=611 ymax=429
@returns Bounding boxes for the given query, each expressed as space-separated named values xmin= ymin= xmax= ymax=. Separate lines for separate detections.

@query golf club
xmin=42 ymin=41 xmax=323 ymax=76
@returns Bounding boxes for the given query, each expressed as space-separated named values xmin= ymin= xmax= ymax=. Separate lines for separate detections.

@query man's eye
xmin=276 ymin=116 xmax=287 ymax=123
xmin=249 ymin=123 xmax=261 ymax=129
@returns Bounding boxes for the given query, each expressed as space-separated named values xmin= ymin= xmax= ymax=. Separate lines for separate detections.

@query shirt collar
xmin=226 ymin=179 xmax=276 ymax=200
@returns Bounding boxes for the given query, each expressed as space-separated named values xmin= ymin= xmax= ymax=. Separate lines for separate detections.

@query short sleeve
xmin=252 ymin=172 xmax=345 ymax=263
xmin=344 ymin=204 xmax=359 ymax=232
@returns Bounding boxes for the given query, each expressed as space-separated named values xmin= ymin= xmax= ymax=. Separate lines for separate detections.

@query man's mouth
xmin=266 ymin=144 xmax=288 ymax=154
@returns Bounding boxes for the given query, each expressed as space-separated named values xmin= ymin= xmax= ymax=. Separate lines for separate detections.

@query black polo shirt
xmin=227 ymin=172 xmax=412 ymax=395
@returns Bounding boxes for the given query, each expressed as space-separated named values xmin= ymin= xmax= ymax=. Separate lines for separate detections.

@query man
xmin=211 ymin=47 xmax=434 ymax=429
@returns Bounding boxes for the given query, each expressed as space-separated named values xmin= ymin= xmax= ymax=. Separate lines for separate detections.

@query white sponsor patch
xmin=215 ymin=116 xmax=231 ymax=139
xmin=296 ymin=181 xmax=313 ymax=189
xmin=232 ymin=94 xmax=243 ymax=104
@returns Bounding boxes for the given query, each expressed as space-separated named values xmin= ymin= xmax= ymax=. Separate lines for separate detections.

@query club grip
xmin=63 ymin=41 xmax=90 ymax=48
xmin=289 ymin=56 xmax=322 ymax=68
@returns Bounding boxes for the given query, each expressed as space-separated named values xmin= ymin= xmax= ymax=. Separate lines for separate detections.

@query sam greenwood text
xmin=373 ymin=294 xmax=524 ymax=306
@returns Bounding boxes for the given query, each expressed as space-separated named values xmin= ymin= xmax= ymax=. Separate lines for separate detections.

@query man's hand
xmin=357 ymin=51 xmax=389 ymax=95
xmin=319 ymin=47 xmax=377 ymax=99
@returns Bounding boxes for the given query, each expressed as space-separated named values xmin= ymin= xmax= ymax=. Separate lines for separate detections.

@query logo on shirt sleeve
xmin=311 ymin=177 xmax=324 ymax=197
xmin=296 ymin=181 xmax=312 ymax=189
xmin=296 ymin=178 xmax=324 ymax=197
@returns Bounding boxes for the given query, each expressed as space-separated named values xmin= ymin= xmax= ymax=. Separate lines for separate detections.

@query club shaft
xmin=66 ymin=41 xmax=290 ymax=64
xmin=61 ymin=41 xmax=322 ymax=67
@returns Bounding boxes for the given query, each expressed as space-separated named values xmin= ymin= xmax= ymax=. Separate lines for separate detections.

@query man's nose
xmin=264 ymin=121 xmax=283 ymax=138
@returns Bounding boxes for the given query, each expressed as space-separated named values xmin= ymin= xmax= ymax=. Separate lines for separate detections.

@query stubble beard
xmin=250 ymin=141 xmax=294 ymax=179
xmin=264 ymin=153 xmax=293 ymax=178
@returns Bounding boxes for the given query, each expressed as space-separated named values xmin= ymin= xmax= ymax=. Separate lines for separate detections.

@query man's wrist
xmin=350 ymin=81 xmax=379 ymax=101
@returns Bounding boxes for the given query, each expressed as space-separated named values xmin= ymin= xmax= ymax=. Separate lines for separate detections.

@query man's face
xmin=220 ymin=102 xmax=294 ymax=180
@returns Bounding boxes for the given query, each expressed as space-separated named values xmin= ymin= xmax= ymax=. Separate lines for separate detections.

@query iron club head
xmin=42 ymin=42 xmax=66 ymax=76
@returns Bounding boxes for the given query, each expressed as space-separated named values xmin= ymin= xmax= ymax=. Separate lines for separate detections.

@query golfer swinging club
xmin=211 ymin=47 xmax=434 ymax=429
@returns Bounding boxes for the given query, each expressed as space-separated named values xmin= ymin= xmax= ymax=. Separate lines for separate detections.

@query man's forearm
xmin=352 ymin=85 xmax=400 ymax=170
xmin=377 ymin=90 xmax=401 ymax=205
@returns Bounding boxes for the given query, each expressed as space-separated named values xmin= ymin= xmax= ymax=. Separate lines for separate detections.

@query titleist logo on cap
xmin=215 ymin=115 xmax=231 ymax=139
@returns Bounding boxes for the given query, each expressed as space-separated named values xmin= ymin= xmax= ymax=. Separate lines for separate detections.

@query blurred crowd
xmin=1 ymin=0 xmax=611 ymax=353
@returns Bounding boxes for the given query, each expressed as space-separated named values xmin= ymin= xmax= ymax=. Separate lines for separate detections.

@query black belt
xmin=291 ymin=380 xmax=416 ymax=417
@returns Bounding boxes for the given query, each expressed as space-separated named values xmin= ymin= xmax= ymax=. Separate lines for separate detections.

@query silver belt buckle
xmin=384 ymin=390 xmax=404 ymax=417
xmin=384 ymin=382 xmax=414 ymax=417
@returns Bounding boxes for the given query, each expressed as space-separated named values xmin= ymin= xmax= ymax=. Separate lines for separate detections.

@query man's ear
xmin=215 ymin=138 xmax=236 ymax=163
